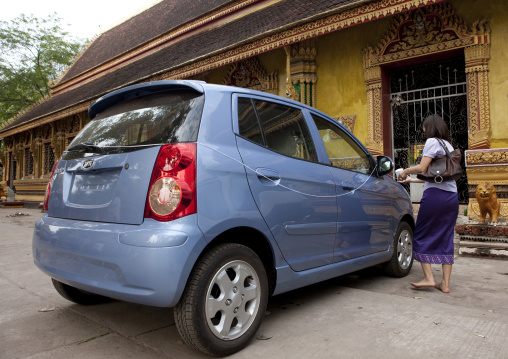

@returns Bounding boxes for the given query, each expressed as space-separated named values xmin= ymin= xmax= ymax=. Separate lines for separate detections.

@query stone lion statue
xmin=475 ymin=182 xmax=501 ymax=223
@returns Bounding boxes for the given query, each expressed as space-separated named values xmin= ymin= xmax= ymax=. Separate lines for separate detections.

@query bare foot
xmin=410 ymin=279 xmax=436 ymax=288
xmin=435 ymin=282 xmax=450 ymax=293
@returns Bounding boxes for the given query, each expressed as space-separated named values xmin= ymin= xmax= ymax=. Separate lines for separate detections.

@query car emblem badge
xmin=82 ymin=159 xmax=94 ymax=169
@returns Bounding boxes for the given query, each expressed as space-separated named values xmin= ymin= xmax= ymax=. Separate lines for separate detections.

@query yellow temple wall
xmin=451 ymin=0 xmax=508 ymax=148
xmin=205 ymin=49 xmax=286 ymax=98
xmin=257 ymin=49 xmax=287 ymax=98
xmin=205 ymin=66 xmax=229 ymax=87
xmin=314 ymin=18 xmax=390 ymax=143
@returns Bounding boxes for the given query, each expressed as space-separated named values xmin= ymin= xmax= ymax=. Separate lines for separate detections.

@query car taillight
xmin=43 ymin=161 xmax=59 ymax=212
xmin=144 ymin=143 xmax=197 ymax=221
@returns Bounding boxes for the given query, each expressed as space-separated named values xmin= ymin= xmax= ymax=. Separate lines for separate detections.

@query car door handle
xmin=256 ymin=168 xmax=280 ymax=186
xmin=339 ymin=183 xmax=355 ymax=193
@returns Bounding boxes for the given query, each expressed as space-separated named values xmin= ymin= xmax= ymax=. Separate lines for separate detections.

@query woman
xmin=397 ymin=114 xmax=459 ymax=293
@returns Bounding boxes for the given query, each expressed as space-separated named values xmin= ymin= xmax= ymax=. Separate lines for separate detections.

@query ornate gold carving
xmin=288 ymin=39 xmax=317 ymax=106
xmin=363 ymin=2 xmax=491 ymax=155
xmin=155 ymin=0 xmax=442 ymax=82
xmin=364 ymin=2 xmax=490 ymax=61
xmin=365 ymin=86 xmax=383 ymax=155
xmin=466 ymin=149 xmax=508 ymax=167
xmin=284 ymin=46 xmax=298 ymax=101
xmin=52 ymin=130 xmax=66 ymax=161
xmin=222 ymin=57 xmax=278 ymax=94
xmin=465 ymin=43 xmax=490 ymax=71
xmin=0 ymin=100 xmax=92 ymax=138
xmin=466 ymin=166 xmax=508 ymax=187
xmin=335 ymin=115 xmax=356 ymax=133
xmin=363 ymin=65 xmax=381 ymax=86
xmin=389 ymin=8 xmax=458 ymax=53
xmin=465 ymin=44 xmax=491 ymax=149
xmin=330 ymin=157 xmax=369 ymax=171
xmin=13 ymin=142 xmax=23 ymax=180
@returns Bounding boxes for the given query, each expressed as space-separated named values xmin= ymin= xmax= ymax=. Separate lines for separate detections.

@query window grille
xmin=44 ymin=143 xmax=55 ymax=174
xmin=24 ymin=148 xmax=33 ymax=176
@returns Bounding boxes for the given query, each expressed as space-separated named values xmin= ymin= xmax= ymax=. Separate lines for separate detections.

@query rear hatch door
xmin=46 ymin=82 xmax=204 ymax=225
xmin=50 ymin=148 xmax=159 ymax=225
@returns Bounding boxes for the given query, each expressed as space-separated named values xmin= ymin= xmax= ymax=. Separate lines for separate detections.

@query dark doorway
xmin=390 ymin=57 xmax=469 ymax=203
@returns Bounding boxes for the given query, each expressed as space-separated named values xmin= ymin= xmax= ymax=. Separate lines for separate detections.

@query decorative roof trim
xmin=0 ymin=101 xmax=93 ymax=138
xmin=154 ymin=0 xmax=446 ymax=80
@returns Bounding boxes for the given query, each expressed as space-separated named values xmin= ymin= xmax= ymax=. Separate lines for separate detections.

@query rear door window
xmin=70 ymin=90 xmax=204 ymax=149
xmin=238 ymin=98 xmax=264 ymax=146
xmin=238 ymin=97 xmax=317 ymax=162
xmin=311 ymin=114 xmax=372 ymax=174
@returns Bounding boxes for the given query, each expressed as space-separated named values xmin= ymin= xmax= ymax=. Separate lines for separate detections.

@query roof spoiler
xmin=88 ymin=80 xmax=205 ymax=119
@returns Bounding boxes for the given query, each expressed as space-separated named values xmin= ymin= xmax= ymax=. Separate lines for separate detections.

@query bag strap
xmin=436 ymin=138 xmax=452 ymax=158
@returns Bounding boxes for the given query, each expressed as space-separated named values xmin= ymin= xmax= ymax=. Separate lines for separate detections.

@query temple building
xmin=0 ymin=0 xmax=507 ymax=217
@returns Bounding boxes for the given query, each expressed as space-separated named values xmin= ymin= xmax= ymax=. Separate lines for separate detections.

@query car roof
xmin=89 ymin=80 xmax=323 ymax=120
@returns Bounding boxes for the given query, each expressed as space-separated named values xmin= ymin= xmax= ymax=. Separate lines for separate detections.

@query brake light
xmin=43 ymin=161 xmax=59 ymax=211
xmin=144 ymin=143 xmax=196 ymax=221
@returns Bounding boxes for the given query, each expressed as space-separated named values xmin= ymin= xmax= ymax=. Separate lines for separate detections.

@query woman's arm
xmin=397 ymin=156 xmax=432 ymax=182
xmin=398 ymin=176 xmax=424 ymax=183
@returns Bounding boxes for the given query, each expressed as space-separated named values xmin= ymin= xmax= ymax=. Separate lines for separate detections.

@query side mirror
xmin=377 ymin=156 xmax=394 ymax=176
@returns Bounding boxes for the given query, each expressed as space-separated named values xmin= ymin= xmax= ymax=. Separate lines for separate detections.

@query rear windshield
xmin=69 ymin=90 xmax=204 ymax=150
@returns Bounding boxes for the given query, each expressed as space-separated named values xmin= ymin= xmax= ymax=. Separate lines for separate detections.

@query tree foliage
xmin=0 ymin=13 xmax=86 ymax=124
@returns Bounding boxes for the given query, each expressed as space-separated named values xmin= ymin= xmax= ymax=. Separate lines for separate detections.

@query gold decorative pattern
xmin=330 ymin=157 xmax=369 ymax=171
xmin=363 ymin=2 xmax=490 ymax=155
xmin=222 ymin=57 xmax=278 ymax=94
xmin=0 ymin=101 xmax=93 ymax=138
xmin=156 ymin=0 xmax=444 ymax=81
xmin=466 ymin=149 xmax=508 ymax=167
xmin=465 ymin=44 xmax=491 ymax=149
xmin=365 ymin=85 xmax=383 ymax=155
xmin=335 ymin=115 xmax=356 ymax=133
xmin=466 ymin=167 xmax=508 ymax=186
xmin=289 ymin=39 xmax=317 ymax=106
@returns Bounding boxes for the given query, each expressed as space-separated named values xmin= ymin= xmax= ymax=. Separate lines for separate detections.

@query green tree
xmin=0 ymin=13 xmax=86 ymax=124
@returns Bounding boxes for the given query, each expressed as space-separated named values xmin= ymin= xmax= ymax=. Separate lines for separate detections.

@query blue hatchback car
xmin=33 ymin=80 xmax=414 ymax=356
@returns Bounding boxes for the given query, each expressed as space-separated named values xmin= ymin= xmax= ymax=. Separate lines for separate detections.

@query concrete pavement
xmin=1 ymin=207 xmax=507 ymax=358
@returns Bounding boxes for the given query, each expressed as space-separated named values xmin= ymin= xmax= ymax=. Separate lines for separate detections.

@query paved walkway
xmin=1 ymin=208 xmax=508 ymax=358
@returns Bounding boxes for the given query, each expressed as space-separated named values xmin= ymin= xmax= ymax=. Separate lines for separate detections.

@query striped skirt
xmin=413 ymin=187 xmax=459 ymax=264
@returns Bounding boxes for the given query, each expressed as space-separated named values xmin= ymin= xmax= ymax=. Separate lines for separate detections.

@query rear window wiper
xmin=66 ymin=142 xmax=105 ymax=154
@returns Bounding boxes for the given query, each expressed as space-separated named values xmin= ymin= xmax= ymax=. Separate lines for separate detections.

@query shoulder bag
xmin=416 ymin=139 xmax=462 ymax=183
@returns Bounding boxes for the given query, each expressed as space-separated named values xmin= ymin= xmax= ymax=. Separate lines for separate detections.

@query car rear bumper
xmin=32 ymin=214 xmax=206 ymax=307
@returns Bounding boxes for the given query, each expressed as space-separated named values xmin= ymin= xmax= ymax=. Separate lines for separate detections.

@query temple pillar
xmin=465 ymin=43 xmax=491 ymax=150
xmin=363 ymin=65 xmax=383 ymax=155
xmin=286 ymin=39 xmax=317 ymax=107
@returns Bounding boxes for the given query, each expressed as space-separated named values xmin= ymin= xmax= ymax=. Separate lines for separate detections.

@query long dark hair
xmin=422 ymin=114 xmax=450 ymax=142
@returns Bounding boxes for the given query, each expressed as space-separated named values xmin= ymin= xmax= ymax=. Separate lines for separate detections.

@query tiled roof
xmin=60 ymin=0 xmax=236 ymax=82
xmin=1 ymin=0 xmax=362 ymax=134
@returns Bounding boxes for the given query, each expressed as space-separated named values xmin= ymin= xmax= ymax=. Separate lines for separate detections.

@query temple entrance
xmin=390 ymin=57 xmax=469 ymax=203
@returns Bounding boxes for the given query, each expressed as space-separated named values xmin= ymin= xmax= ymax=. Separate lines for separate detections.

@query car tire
xmin=52 ymin=279 xmax=110 ymax=305
xmin=382 ymin=222 xmax=413 ymax=277
xmin=174 ymin=243 xmax=268 ymax=356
